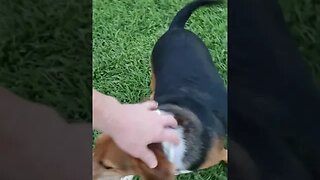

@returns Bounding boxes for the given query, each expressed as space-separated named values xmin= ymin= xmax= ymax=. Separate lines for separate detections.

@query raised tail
xmin=169 ymin=0 xmax=222 ymax=30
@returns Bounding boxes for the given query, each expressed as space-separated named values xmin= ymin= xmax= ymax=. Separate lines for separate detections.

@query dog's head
xmin=92 ymin=135 xmax=136 ymax=179
xmin=93 ymin=134 xmax=175 ymax=180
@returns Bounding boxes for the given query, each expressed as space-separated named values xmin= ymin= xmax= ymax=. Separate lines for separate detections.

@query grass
xmin=92 ymin=0 xmax=227 ymax=179
xmin=0 ymin=0 xmax=91 ymax=122
xmin=279 ymin=0 xmax=320 ymax=88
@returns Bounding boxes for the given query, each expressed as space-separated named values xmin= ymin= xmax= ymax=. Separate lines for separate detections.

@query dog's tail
xmin=169 ymin=0 xmax=222 ymax=30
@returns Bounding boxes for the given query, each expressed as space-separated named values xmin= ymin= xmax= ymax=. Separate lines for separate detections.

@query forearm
xmin=92 ymin=89 xmax=121 ymax=134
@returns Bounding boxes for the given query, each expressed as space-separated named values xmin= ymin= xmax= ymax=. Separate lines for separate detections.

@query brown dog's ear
xmin=93 ymin=135 xmax=175 ymax=180
xmin=134 ymin=144 xmax=175 ymax=180
xmin=93 ymin=135 xmax=129 ymax=177
xmin=93 ymin=134 xmax=111 ymax=159
xmin=93 ymin=134 xmax=113 ymax=180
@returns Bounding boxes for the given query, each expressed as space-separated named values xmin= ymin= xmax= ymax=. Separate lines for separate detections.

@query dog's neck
xmin=162 ymin=127 xmax=186 ymax=171
xmin=155 ymin=109 xmax=187 ymax=171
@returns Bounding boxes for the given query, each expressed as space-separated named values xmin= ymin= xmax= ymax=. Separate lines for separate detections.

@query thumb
xmin=141 ymin=100 xmax=158 ymax=110
xmin=139 ymin=148 xmax=158 ymax=168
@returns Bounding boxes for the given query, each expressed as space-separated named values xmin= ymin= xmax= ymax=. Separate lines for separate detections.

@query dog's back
xmin=151 ymin=0 xmax=227 ymax=170
xmin=151 ymin=0 xmax=226 ymax=121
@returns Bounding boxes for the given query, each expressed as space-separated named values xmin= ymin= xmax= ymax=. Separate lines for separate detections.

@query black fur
xmin=151 ymin=0 xmax=226 ymax=170
xmin=169 ymin=0 xmax=222 ymax=29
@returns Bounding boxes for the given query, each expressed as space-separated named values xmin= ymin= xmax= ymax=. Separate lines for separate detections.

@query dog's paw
xmin=120 ymin=175 xmax=135 ymax=180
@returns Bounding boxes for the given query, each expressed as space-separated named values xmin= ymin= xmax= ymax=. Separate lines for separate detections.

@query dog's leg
xmin=199 ymin=137 xmax=228 ymax=169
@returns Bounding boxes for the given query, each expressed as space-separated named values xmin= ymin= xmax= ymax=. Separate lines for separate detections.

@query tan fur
xmin=199 ymin=138 xmax=228 ymax=169
xmin=92 ymin=134 xmax=175 ymax=180
xmin=93 ymin=135 xmax=133 ymax=180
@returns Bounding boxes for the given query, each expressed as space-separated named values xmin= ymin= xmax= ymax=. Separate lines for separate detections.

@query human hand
xmin=93 ymin=94 xmax=180 ymax=169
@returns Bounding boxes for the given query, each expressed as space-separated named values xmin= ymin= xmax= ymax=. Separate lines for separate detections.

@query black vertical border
xmin=228 ymin=0 xmax=320 ymax=179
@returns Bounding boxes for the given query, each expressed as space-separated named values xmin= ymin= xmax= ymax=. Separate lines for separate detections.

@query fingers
xmin=139 ymin=148 xmax=158 ymax=168
xmin=141 ymin=100 xmax=158 ymax=110
xmin=161 ymin=115 xmax=178 ymax=128
xmin=154 ymin=128 xmax=180 ymax=145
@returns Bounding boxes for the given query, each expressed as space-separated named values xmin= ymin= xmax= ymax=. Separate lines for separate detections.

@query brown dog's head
xmin=93 ymin=134 xmax=175 ymax=180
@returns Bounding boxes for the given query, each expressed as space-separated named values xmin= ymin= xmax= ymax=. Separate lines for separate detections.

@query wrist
xmin=93 ymin=89 xmax=121 ymax=134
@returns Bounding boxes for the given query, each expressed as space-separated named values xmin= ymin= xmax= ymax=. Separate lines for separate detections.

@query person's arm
xmin=93 ymin=89 xmax=121 ymax=133
xmin=92 ymin=89 xmax=180 ymax=168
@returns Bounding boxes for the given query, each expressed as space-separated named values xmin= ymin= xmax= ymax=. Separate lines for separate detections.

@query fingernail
xmin=149 ymin=160 xmax=157 ymax=168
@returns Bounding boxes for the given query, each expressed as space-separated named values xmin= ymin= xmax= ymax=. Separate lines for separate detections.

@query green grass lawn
xmin=278 ymin=0 xmax=320 ymax=88
xmin=0 ymin=0 xmax=91 ymax=122
xmin=92 ymin=0 xmax=227 ymax=179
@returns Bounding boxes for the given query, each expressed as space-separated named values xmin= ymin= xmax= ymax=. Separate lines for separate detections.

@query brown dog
xmin=93 ymin=135 xmax=175 ymax=180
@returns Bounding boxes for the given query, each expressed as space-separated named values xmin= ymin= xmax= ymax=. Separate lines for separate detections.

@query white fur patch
xmin=156 ymin=109 xmax=187 ymax=171
xmin=175 ymin=170 xmax=192 ymax=175
xmin=120 ymin=175 xmax=134 ymax=180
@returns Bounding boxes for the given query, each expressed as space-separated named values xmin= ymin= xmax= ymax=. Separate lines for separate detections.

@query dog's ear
xmin=93 ymin=134 xmax=112 ymax=159
xmin=93 ymin=134 xmax=139 ymax=177
xmin=93 ymin=134 xmax=117 ymax=179
xmin=134 ymin=143 xmax=175 ymax=180
xmin=93 ymin=134 xmax=128 ymax=169
xmin=93 ymin=135 xmax=176 ymax=180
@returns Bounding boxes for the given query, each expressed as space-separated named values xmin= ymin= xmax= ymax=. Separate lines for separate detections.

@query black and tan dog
xmin=150 ymin=0 xmax=227 ymax=170
xmin=93 ymin=1 xmax=227 ymax=179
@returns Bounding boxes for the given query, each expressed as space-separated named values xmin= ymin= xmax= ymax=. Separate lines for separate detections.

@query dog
xmin=93 ymin=0 xmax=227 ymax=179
